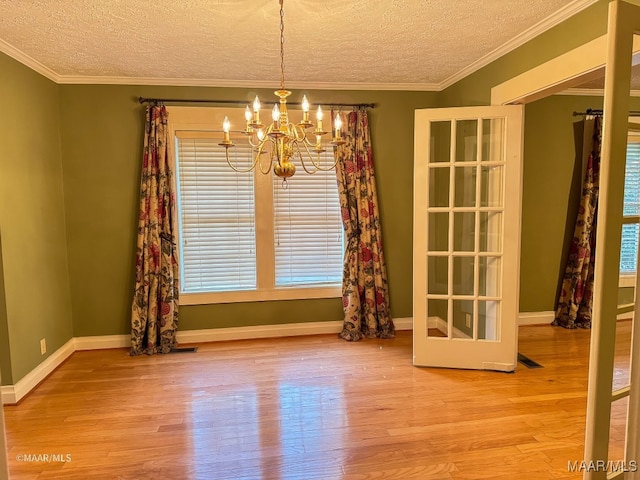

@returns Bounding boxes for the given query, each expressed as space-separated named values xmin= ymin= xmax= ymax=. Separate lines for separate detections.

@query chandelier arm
xmin=247 ymin=132 xmax=269 ymax=148
xmin=297 ymin=144 xmax=319 ymax=175
xmin=301 ymin=136 xmax=322 ymax=148
xmin=256 ymin=141 xmax=274 ymax=175
xmin=225 ymin=147 xmax=261 ymax=174
xmin=299 ymin=141 xmax=339 ymax=172
xmin=247 ymin=123 xmax=275 ymax=151
xmin=290 ymin=123 xmax=307 ymax=142
xmin=247 ymin=137 xmax=261 ymax=148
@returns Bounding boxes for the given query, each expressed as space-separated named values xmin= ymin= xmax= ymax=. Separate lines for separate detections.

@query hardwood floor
xmin=3 ymin=322 xmax=632 ymax=480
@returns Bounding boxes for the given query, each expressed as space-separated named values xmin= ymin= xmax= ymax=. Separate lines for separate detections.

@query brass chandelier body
xmin=219 ymin=0 xmax=344 ymax=179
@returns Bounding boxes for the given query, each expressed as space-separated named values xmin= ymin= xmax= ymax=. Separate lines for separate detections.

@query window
xmin=168 ymin=106 xmax=344 ymax=304
xmin=620 ymin=137 xmax=640 ymax=286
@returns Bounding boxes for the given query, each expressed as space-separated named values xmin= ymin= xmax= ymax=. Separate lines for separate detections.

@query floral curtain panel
xmin=553 ymin=117 xmax=602 ymax=329
xmin=130 ymin=105 xmax=180 ymax=354
xmin=335 ymin=109 xmax=394 ymax=341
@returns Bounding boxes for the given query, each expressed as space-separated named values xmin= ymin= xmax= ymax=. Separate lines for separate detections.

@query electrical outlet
xmin=465 ymin=313 xmax=472 ymax=329
xmin=40 ymin=338 xmax=46 ymax=355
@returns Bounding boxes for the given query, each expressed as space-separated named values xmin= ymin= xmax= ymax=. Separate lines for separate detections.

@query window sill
xmin=619 ymin=275 xmax=637 ymax=288
xmin=180 ymin=286 xmax=342 ymax=305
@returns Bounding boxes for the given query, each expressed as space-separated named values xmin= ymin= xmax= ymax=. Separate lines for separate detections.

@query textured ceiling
xmin=0 ymin=0 xmax=592 ymax=88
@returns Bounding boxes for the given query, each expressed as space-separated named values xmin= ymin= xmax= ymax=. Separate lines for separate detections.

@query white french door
xmin=413 ymin=105 xmax=523 ymax=371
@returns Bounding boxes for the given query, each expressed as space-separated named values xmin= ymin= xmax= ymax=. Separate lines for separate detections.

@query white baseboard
xmin=393 ymin=317 xmax=413 ymax=330
xmin=71 ymin=318 xmax=414 ymax=350
xmin=74 ymin=334 xmax=130 ymax=351
xmin=516 ymin=310 xmax=634 ymax=325
xmin=519 ymin=311 xmax=555 ymax=326
xmin=1 ymin=338 xmax=75 ymax=405
xmin=177 ymin=320 xmax=343 ymax=343
xmin=179 ymin=317 xmax=414 ymax=343
xmin=100 ymin=318 xmax=449 ymax=348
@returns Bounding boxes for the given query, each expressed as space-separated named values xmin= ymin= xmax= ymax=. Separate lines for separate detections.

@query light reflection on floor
xmin=190 ymin=381 xmax=344 ymax=479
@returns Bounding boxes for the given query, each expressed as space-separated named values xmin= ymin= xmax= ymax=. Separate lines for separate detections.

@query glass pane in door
xmin=456 ymin=120 xmax=478 ymax=162
xmin=428 ymin=213 xmax=449 ymax=251
xmin=453 ymin=256 xmax=474 ymax=295
xmin=428 ymin=256 xmax=448 ymax=295
xmin=427 ymin=298 xmax=448 ymax=338
xmin=453 ymin=299 xmax=473 ymax=339
xmin=430 ymin=121 xmax=451 ymax=163
xmin=479 ymin=212 xmax=502 ymax=253
xmin=482 ymin=118 xmax=504 ymax=162
xmin=480 ymin=165 xmax=504 ymax=207
xmin=453 ymin=212 xmax=475 ymax=252
xmin=478 ymin=300 xmax=499 ymax=341
xmin=429 ymin=167 xmax=450 ymax=207
xmin=454 ymin=167 xmax=476 ymax=207
xmin=479 ymin=256 xmax=501 ymax=296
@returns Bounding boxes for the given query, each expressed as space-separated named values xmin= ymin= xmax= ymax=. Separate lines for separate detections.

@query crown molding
xmin=55 ymin=75 xmax=441 ymax=91
xmin=557 ymin=88 xmax=640 ymax=97
xmin=439 ymin=0 xmax=600 ymax=90
xmin=557 ymin=88 xmax=604 ymax=96
xmin=0 ymin=38 xmax=60 ymax=82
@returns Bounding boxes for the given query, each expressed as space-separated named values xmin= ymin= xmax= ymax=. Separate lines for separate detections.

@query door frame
xmin=490 ymin=36 xmax=640 ymax=106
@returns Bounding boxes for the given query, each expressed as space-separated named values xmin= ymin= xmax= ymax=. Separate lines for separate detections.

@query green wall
xmin=59 ymin=85 xmax=437 ymax=336
xmin=520 ymin=95 xmax=603 ymax=311
xmin=0 ymin=53 xmax=73 ymax=384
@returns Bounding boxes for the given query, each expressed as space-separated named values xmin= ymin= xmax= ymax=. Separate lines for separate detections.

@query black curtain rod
xmin=573 ymin=108 xmax=640 ymax=117
xmin=138 ymin=96 xmax=375 ymax=109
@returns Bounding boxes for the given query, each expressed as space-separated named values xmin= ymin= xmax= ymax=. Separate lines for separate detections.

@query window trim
xmin=619 ymin=274 xmax=636 ymax=288
xmin=167 ymin=106 xmax=343 ymax=304
xmin=180 ymin=286 xmax=342 ymax=305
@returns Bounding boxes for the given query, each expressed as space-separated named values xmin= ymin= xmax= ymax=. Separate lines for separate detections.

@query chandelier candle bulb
xmin=301 ymin=95 xmax=310 ymax=124
xmin=316 ymin=106 xmax=324 ymax=131
xmin=331 ymin=113 xmax=346 ymax=146
xmin=251 ymin=96 xmax=261 ymax=126
xmin=272 ymin=104 xmax=280 ymax=129
xmin=244 ymin=106 xmax=253 ymax=133
xmin=334 ymin=113 xmax=342 ymax=139
xmin=218 ymin=116 xmax=234 ymax=147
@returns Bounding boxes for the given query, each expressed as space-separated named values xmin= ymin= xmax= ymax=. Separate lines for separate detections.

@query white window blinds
xmin=175 ymin=135 xmax=256 ymax=292
xmin=621 ymin=142 xmax=640 ymax=274
xmin=273 ymin=155 xmax=344 ymax=287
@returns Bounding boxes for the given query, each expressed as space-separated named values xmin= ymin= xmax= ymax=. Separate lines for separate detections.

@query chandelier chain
xmin=279 ymin=0 xmax=285 ymax=91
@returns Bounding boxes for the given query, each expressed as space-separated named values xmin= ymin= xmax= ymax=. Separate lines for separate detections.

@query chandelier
xmin=219 ymin=0 xmax=344 ymax=179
